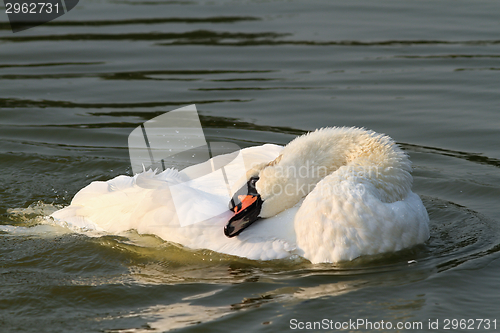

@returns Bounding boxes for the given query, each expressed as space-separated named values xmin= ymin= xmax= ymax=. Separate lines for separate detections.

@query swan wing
xmin=51 ymin=144 xmax=297 ymax=260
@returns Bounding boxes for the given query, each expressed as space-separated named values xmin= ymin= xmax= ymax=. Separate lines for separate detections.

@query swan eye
xmin=249 ymin=176 xmax=259 ymax=187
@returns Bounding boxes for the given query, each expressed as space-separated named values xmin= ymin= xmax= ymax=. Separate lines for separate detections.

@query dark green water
xmin=1 ymin=1 xmax=500 ymax=332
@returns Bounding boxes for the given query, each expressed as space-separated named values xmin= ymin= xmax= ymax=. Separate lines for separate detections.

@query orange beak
xmin=232 ymin=195 xmax=258 ymax=215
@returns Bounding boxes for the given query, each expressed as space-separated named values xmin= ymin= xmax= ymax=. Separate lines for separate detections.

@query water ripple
xmin=2 ymin=30 xmax=500 ymax=47
xmin=0 ymin=97 xmax=251 ymax=109
xmin=0 ymin=16 xmax=259 ymax=30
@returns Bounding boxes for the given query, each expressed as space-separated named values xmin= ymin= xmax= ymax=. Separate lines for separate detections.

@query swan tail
xmin=50 ymin=169 xmax=183 ymax=233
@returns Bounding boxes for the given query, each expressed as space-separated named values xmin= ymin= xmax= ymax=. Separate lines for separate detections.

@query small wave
xmin=454 ymin=67 xmax=500 ymax=72
xmin=0 ymin=97 xmax=251 ymax=109
xmin=0 ymin=62 xmax=104 ymax=69
xmin=6 ymin=201 xmax=61 ymax=223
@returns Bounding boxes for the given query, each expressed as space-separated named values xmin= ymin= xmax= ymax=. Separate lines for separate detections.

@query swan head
xmin=224 ymin=175 xmax=263 ymax=237
xmin=224 ymin=158 xmax=307 ymax=237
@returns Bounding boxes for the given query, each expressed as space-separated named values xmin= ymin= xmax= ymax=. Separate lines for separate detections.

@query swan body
xmin=50 ymin=127 xmax=429 ymax=263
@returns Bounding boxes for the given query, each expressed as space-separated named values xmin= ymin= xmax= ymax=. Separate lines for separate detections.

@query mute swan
xmin=50 ymin=127 xmax=429 ymax=263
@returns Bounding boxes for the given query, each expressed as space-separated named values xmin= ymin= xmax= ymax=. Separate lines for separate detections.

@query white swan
xmin=50 ymin=127 xmax=429 ymax=263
